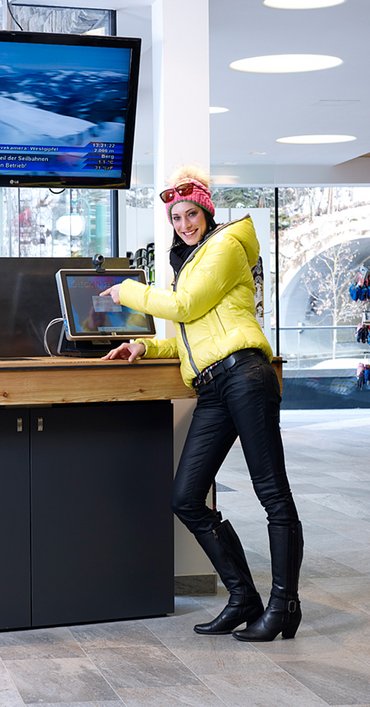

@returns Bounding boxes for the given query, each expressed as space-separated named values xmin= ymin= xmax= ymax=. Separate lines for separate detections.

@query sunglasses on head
xmin=159 ymin=181 xmax=206 ymax=204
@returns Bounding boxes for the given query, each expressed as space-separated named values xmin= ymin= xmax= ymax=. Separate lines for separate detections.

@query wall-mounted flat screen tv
xmin=0 ymin=30 xmax=141 ymax=189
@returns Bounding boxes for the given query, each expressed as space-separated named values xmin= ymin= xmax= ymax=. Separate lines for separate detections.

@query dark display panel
xmin=0 ymin=31 xmax=141 ymax=189
xmin=0 ymin=257 xmax=129 ymax=357
xmin=56 ymin=268 xmax=155 ymax=340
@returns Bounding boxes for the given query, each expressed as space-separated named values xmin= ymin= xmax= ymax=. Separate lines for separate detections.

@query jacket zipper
xmin=173 ymin=252 xmax=202 ymax=375
xmin=172 ymin=217 xmax=248 ymax=376
xmin=179 ymin=322 xmax=199 ymax=375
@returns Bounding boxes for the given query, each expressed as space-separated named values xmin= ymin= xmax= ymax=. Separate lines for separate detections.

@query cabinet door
xmin=0 ymin=409 xmax=31 ymax=629
xmin=30 ymin=401 xmax=174 ymax=627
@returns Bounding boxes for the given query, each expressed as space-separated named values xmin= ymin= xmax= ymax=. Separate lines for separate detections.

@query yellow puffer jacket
xmin=118 ymin=215 xmax=273 ymax=388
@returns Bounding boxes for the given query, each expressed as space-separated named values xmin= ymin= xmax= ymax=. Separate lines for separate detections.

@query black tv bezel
xmin=0 ymin=29 xmax=141 ymax=190
xmin=55 ymin=268 xmax=156 ymax=341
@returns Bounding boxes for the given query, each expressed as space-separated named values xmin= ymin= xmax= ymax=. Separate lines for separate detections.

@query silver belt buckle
xmin=203 ymin=369 xmax=214 ymax=384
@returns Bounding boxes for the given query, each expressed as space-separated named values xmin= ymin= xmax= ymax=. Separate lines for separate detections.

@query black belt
xmin=193 ymin=348 xmax=264 ymax=388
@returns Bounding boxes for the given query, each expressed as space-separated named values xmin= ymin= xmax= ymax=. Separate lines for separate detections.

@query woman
xmin=100 ymin=166 xmax=303 ymax=642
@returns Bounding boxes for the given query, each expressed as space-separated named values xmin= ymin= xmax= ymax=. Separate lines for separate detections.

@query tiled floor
xmin=1 ymin=409 xmax=370 ymax=706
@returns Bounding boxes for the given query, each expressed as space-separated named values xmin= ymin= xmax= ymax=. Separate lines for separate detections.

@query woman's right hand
xmin=101 ymin=341 xmax=145 ymax=362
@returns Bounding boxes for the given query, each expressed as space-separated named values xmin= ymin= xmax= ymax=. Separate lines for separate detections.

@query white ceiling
xmin=13 ymin=0 xmax=370 ymax=183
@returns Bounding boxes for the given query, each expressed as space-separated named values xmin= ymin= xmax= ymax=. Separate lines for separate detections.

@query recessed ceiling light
xmin=318 ymin=98 xmax=360 ymax=104
xmin=264 ymin=0 xmax=345 ymax=8
xmin=276 ymin=134 xmax=356 ymax=144
xmin=211 ymin=175 xmax=239 ymax=184
xmin=209 ymin=106 xmax=229 ymax=114
xmin=230 ymin=54 xmax=342 ymax=73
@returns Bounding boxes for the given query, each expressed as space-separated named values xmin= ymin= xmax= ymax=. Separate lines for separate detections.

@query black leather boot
xmin=193 ymin=520 xmax=264 ymax=635
xmin=233 ymin=521 xmax=303 ymax=642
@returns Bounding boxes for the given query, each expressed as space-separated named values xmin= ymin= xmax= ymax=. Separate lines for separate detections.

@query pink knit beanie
xmin=160 ymin=178 xmax=215 ymax=223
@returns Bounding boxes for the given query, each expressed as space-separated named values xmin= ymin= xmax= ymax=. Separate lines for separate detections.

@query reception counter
xmin=0 ymin=356 xmax=282 ymax=630
xmin=0 ymin=356 xmax=194 ymax=407
xmin=0 ymin=358 xmax=191 ymax=630
xmin=0 ymin=355 xmax=282 ymax=406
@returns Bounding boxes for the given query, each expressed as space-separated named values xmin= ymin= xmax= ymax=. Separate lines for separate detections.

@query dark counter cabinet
xmin=0 ymin=408 xmax=31 ymax=629
xmin=0 ymin=401 xmax=174 ymax=630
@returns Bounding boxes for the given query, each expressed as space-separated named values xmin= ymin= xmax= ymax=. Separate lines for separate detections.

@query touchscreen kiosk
xmin=55 ymin=269 xmax=155 ymax=343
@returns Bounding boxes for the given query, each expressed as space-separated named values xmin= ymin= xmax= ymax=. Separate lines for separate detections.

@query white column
xmin=151 ymin=0 xmax=214 ymax=589
xmin=151 ymin=0 xmax=210 ymax=331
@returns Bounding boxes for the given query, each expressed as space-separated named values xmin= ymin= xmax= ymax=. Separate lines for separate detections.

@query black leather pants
xmin=172 ymin=351 xmax=299 ymax=534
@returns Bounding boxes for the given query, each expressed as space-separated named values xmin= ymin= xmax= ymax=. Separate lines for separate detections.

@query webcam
xmin=92 ymin=254 xmax=105 ymax=272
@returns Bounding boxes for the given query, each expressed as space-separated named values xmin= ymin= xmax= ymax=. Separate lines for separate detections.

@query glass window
xmin=278 ymin=186 xmax=370 ymax=372
xmin=10 ymin=4 xmax=111 ymax=34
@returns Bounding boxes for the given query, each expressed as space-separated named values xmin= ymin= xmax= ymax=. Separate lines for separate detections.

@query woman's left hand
xmin=99 ymin=284 xmax=121 ymax=304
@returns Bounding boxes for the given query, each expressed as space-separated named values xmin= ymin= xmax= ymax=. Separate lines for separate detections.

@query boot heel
xmin=281 ymin=622 xmax=299 ymax=639
xmin=233 ymin=599 xmax=301 ymax=642
xmin=281 ymin=603 xmax=301 ymax=639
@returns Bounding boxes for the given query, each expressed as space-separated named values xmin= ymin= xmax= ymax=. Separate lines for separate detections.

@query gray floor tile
xmin=200 ymin=668 xmax=328 ymax=706
xmin=155 ymin=634 xmax=266 ymax=676
xmin=4 ymin=657 xmax=119 ymax=704
xmin=277 ymin=654 xmax=370 ymax=705
xmin=116 ymin=684 xmax=224 ymax=706
xmin=0 ymin=628 xmax=83 ymax=661
xmin=83 ymin=644 xmax=201 ymax=690
xmin=69 ymin=621 xmax=163 ymax=649
xmin=0 ymin=663 xmax=26 ymax=706
xmin=26 ymin=703 xmax=123 ymax=707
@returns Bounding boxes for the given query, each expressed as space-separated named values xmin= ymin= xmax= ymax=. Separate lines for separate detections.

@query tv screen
xmin=55 ymin=268 xmax=156 ymax=341
xmin=0 ymin=30 xmax=141 ymax=189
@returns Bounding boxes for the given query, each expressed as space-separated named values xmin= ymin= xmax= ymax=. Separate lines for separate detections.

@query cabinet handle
xmin=37 ymin=417 xmax=44 ymax=432
xmin=16 ymin=417 xmax=23 ymax=433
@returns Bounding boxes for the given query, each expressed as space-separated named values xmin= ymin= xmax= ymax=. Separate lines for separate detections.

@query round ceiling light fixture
xmin=56 ymin=214 xmax=85 ymax=237
xmin=263 ymin=1 xmax=346 ymax=8
xmin=209 ymin=106 xmax=229 ymax=114
xmin=230 ymin=54 xmax=342 ymax=73
xmin=276 ymin=134 xmax=356 ymax=144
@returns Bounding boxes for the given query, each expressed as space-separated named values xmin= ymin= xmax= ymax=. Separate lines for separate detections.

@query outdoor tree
xmin=300 ymin=241 xmax=360 ymax=359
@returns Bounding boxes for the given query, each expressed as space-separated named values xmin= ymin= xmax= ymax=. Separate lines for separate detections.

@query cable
xmin=6 ymin=1 xmax=23 ymax=31
xmin=43 ymin=318 xmax=64 ymax=357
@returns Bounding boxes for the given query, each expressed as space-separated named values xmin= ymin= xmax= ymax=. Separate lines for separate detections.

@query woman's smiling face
xmin=171 ymin=201 xmax=208 ymax=245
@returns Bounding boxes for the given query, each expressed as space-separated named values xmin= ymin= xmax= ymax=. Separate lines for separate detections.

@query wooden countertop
xmin=0 ymin=356 xmax=282 ymax=407
xmin=0 ymin=357 xmax=194 ymax=407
